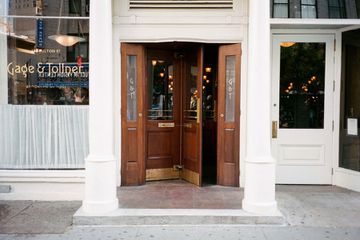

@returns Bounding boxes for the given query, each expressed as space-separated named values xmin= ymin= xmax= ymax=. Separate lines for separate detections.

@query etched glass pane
xmin=127 ymin=55 xmax=137 ymax=121
xmin=147 ymin=59 xmax=174 ymax=120
xmin=279 ymin=43 xmax=325 ymax=129
xmin=225 ymin=55 xmax=236 ymax=122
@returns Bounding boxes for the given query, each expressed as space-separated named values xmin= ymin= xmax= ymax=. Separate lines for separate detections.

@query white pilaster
xmin=242 ymin=0 xmax=278 ymax=215
xmin=82 ymin=0 xmax=118 ymax=214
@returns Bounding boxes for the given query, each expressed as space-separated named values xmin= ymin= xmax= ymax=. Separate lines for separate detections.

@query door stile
xmin=217 ymin=43 xmax=241 ymax=187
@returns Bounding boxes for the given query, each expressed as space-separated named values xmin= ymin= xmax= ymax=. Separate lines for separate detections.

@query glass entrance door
xmin=271 ymin=35 xmax=335 ymax=184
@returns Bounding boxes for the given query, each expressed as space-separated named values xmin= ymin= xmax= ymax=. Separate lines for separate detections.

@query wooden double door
xmin=121 ymin=43 xmax=241 ymax=187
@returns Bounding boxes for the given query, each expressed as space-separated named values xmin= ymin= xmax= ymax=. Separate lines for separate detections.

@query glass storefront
xmin=339 ymin=29 xmax=360 ymax=172
xmin=0 ymin=0 xmax=89 ymax=169
xmin=1 ymin=0 xmax=89 ymax=105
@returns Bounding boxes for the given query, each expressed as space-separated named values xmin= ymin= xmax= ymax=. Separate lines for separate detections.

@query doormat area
xmin=0 ymin=201 xmax=81 ymax=234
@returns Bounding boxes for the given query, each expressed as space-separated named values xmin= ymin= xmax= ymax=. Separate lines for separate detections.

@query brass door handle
xmin=272 ymin=121 xmax=278 ymax=139
xmin=220 ymin=113 xmax=224 ymax=118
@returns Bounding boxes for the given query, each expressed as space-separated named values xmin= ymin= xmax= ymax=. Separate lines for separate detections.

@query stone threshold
xmin=73 ymin=208 xmax=286 ymax=226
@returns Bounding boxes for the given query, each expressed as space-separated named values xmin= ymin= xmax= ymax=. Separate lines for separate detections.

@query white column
xmin=242 ymin=0 xmax=278 ymax=215
xmin=82 ymin=0 xmax=118 ymax=214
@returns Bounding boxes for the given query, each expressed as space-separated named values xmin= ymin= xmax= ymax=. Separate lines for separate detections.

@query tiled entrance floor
xmin=117 ymin=180 xmax=243 ymax=209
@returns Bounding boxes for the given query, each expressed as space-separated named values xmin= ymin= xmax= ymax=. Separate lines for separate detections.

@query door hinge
xmin=331 ymin=168 xmax=334 ymax=175
xmin=332 ymin=120 xmax=335 ymax=132
xmin=334 ymin=39 xmax=336 ymax=52
xmin=333 ymin=80 xmax=336 ymax=92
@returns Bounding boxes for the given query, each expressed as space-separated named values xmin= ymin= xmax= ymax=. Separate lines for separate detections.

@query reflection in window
xmin=339 ymin=29 xmax=360 ymax=172
xmin=147 ymin=59 xmax=174 ymax=120
xmin=279 ymin=42 xmax=325 ymax=129
xmin=273 ymin=0 xmax=289 ymax=18
xmin=329 ymin=0 xmax=346 ymax=18
xmin=69 ymin=0 xmax=82 ymax=15
xmin=5 ymin=17 xmax=90 ymax=105
xmin=4 ymin=0 xmax=90 ymax=17
xmin=301 ymin=0 xmax=317 ymax=18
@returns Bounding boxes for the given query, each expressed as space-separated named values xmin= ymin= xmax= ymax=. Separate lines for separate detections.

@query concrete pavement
xmin=0 ymin=185 xmax=359 ymax=239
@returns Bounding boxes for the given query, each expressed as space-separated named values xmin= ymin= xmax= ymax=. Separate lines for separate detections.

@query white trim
xmin=332 ymin=27 xmax=360 ymax=192
xmin=332 ymin=30 xmax=342 ymax=187
xmin=0 ymin=15 xmax=89 ymax=19
xmin=271 ymin=18 xmax=360 ymax=26
xmin=0 ymin=170 xmax=85 ymax=183
xmin=338 ymin=25 xmax=360 ymax=32
xmin=0 ymin=182 xmax=84 ymax=201
xmin=334 ymin=168 xmax=360 ymax=192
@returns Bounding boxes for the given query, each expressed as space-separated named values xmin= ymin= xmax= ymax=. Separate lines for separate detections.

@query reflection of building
xmin=1 ymin=0 xmax=360 ymax=223
xmin=271 ymin=0 xmax=360 ymax=18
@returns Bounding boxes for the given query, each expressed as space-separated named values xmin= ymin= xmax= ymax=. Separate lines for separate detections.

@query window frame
xmin=328 ymin=0 xmax=347 ymax=19
xmin=272 ymin=0 xmax=290 ymax=18
xmin=300 ymin=0 xmax=318 ymax=18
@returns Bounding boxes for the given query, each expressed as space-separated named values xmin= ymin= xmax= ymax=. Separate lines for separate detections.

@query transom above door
xmin=121 ymin=42 xmax=241 ymax=187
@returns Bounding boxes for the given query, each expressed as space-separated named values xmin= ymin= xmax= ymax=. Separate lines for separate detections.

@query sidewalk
xmin=0 ymin=185 xmax=360 ymax=239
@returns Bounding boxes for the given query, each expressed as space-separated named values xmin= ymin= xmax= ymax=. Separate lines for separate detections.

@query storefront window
xmin=0 ymin=0 xmax=90 ymax=105
xmin=1 ymin=0 xmax=90 ymax=17
xmin=339 ymin=29 xmax=360 ymax=172
xmin=0 ymin=1 xmax=89 ymax=169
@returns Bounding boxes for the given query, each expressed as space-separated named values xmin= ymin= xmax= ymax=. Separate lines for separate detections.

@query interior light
xmin=205 ymin=67 xmax=212 ymax=73
xmin=280 ymin=42 xmax=296 ymax=48
xmin=48 ymin=34 xmax=85 ymax=47
xmin=152 ymin=60 xmax=157 ymax=66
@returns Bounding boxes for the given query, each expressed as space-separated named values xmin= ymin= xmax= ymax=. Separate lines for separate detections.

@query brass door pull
xmin=272 ymin=121 xmax=278 ymax=139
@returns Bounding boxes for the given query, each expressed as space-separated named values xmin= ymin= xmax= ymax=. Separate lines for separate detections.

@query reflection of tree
xmin=280 ymin=43 xmax=325 ymax=129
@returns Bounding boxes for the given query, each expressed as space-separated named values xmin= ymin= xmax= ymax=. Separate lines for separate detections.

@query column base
xmin=82 ymin=199 xmax=119 ymax=214
xmin=82 ymin=155 xmax=118 ymax=214
xmin=242 ymin=200 xmax=279 ymax=215
xmin=243 ymin=157 xmax=279 ymax=215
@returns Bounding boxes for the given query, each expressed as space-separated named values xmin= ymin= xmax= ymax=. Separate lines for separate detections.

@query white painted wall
xmin=112 ymin=0 xmax=249 ymax=187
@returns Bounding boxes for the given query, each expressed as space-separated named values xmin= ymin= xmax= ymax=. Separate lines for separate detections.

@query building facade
xmin=0 ymin=0 xmax=360 ymax=215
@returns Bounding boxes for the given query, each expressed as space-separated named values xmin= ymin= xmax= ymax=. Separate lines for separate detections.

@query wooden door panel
xmin=181 ymin=47 xmax=203 ymax=186
xmin=217 ymin=44 xmax=241 ymax=187
xmin=144 ymin=49 xmax=181 ymax=181
xmin=121 ymin=43 xmax=145 ymax=186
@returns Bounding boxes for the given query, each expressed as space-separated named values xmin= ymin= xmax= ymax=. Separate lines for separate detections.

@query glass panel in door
xmin=279 ymin=43 xmax=326 ymax=129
